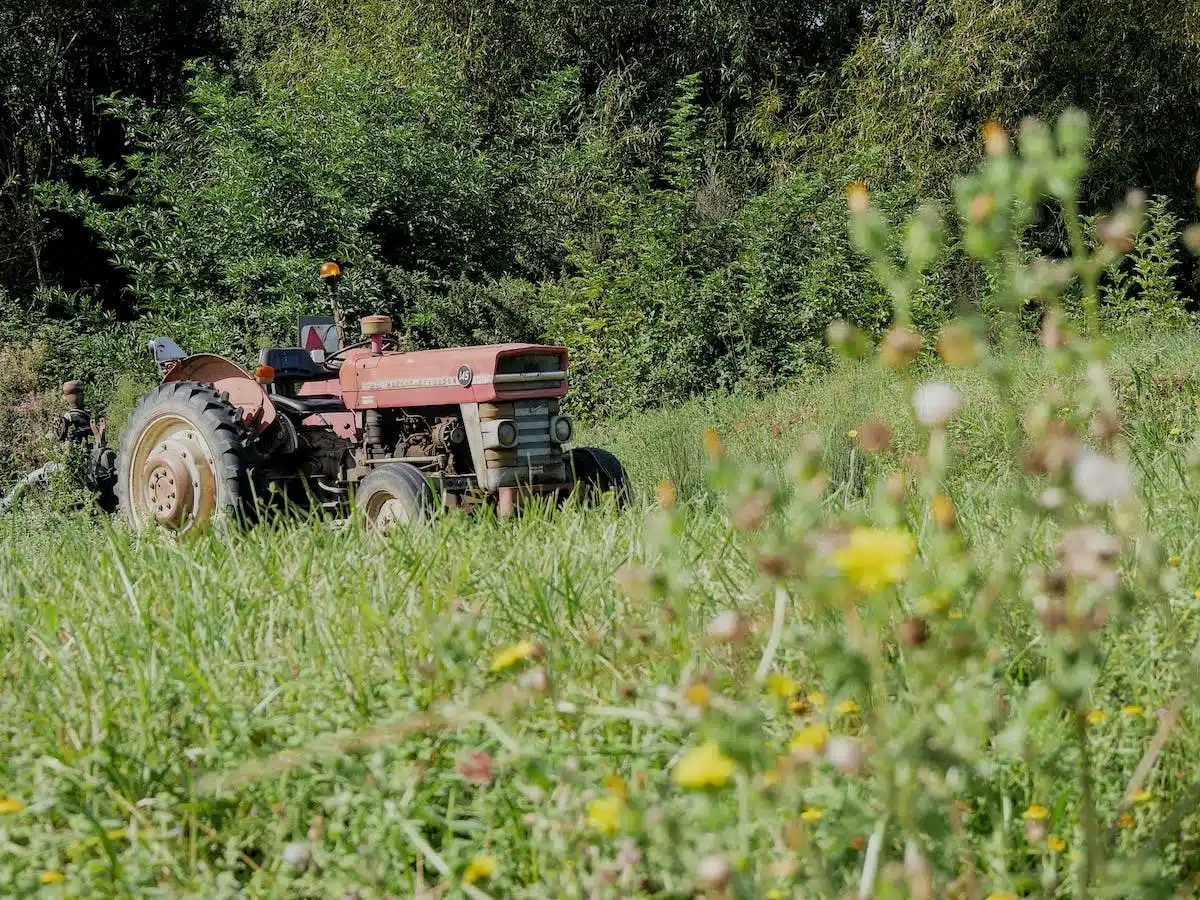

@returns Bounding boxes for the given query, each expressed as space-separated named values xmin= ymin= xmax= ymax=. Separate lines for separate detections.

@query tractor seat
xmin=259 ymin=348 xmax=329 ymax=381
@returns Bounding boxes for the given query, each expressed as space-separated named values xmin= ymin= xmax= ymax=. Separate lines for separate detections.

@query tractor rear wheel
xmin=117 ymin=381 xmax=254 ymax=532
xmin=567 ymin=447 xmax=631 ymax=507
xmin=355 ymin=463 xmax=437 ymax=532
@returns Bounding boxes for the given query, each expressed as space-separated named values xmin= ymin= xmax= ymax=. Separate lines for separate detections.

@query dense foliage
xmin=2 ymin=0 xmax=1200 ymax=426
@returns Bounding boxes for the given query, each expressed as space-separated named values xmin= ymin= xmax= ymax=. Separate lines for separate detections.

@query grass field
xmin=4 ymin=330 xmax=1200 ymax=898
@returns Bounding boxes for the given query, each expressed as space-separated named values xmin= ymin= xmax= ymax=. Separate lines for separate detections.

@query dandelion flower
xmin=789 ymin=723 xmax=829 ymax=755
xmin=1117 ymin=813 xmax=1135 ymax=828
xmin=1168 ymin=555 xmax=1182 ymax=568
xmin=490 ymin=639 xmax=537 ymax=671
xmin=787 ymin=697 xmax=809 ymax=715
xmin=765 ymin=673 xmax=799 ymax=699
xmin=586 ymin=795 xmax=623 ymax=834
xmin=801 ymin=806 xmax=822 ymax=823
xmin=1024 ymin=804 xmax=1049 ymax=821
xmin=985 ymin=893 xmax=1017 ymax=900
xmin=807 ymin=691 xmax=827 ymax=710
xmin=603 ymin=774 xmax=627 ymax=797
xmin=1122 ymin=704 xmax=1145 ymax=717
xmin=846 ymin=429 xmax=859 ymax=439
xmin=835 ymin=699 xmax=860 ymax=717
xmin=1047 ymin=836 xmax=1066 ymax=853
xmin=40 ymin=871 xmax=65 ymax=885
xmin=673 ymin=742 xmax=736 ymax=789
xmin=834 ymin=527 xmax=916 ymax=591
xmin=463 ymin=855 xmax=497 ymax=883
xmin=1086 ymin=709 xmax=1107 ymax=725
xmin=1130 ymin=789 xmax=1152 ymax=804
xmin=0 ymin=797 xmax=24 ymax=814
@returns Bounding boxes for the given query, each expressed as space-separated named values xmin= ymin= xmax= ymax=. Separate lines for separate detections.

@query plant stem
xmin=1076 ymin=710 xmax=1098 ymax=895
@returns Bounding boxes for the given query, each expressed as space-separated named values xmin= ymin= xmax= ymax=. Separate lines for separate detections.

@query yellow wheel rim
xmin=126 ymin=414 xmax=221 ymax=532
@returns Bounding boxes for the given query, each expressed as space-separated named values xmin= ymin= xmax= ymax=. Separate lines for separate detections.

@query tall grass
xmin=2 ymin=327 xmax=1200 ymax=896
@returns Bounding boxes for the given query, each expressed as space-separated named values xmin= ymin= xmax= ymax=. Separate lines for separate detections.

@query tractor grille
xmin=479 ymin=398 xmax=565 ymax=484
xmin=494 ymin=351 xmax=567 ymax=394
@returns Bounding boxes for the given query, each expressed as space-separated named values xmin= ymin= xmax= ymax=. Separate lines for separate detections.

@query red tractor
xmin=116 ymin=263 xmax=628 ymax=531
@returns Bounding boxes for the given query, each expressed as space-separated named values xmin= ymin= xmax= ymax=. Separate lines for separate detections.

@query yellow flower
xmin=801 ymin=806 xmax=822 ymax=823
xmin=685 ymin=683 xmax=711 ymax=710
xmin=586 ymin=795 xmax=623 ymax=834
xmin=765 ymin=673 xmax=799 ymax=699
xmin=1122 ymin=704 xmax=1145 ymax=717
xmin=1024 ymin=804 xmax=1049 ymax=821
xmin=1130 ymin=789 xmax=1152 ymax=804
xmin=1193 ymin=587 xmax=1200 ymax=601
xmin=789 ymin=723 xmax=829 ymax=754
xmin=766 ymin=890 xmax=785 ymax=900
xmin=1047 ymin=835 xmax=1066 ymax=853
xmin=787 ymin=697 xmax=810 ymax=715
xmin=603 ymin=774 xmax=627 ymax=797
xmin=463 ymin=855 xmax=496 ymax=883
xmin=833 ymin=527 xmax=916 ymax=592
xmin=1086 ymin=709 xmax=1108 ymax=725
xmin=490 ymin=639 xmax=536 ymax=671
xmin=0 ymin=797 xmax=24 ymax=814
xmin=835 ymin=699 xmax=860 ymax=717
xmin=948 ymin=610 xmax=964 ymax=620
xmin=1168 ymin=555 xmax=1182 ymax=568
xmin=846 ymin=429 xmax=859 ymax=439
xmin=40 ymin=871 xmax=65 ymax=885
xmin=1117 ymin=813 xmax=1135 ymax=828
xmin=985 ymin=893 xmax=1017 ymax=900
xmin=674 ymin=742 xmax=736 ymax=789
xmin=807 ymin=691 xmax=827 ymax=710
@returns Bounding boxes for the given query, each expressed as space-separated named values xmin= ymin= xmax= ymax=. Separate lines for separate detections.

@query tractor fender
xmin=162 ymin=354 xmax=277 ymax=433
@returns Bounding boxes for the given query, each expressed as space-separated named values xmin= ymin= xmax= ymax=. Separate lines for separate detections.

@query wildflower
xmin=1071 ymin=448 xmax=1132 ymax=505
xmin=518 ymin=666 xmax=550 ymax=693
xmin=931 ymin=493 xmax=956 ymax=528
xmin=1130 ymin=789 xmax=1152 ymax=804
xmin=807 ymin=691 xmax=827 ymax=710
xmin=1086 ymin=709 xmax=1108 ymax=725
xmin=1169 ymin=555 xmax=1182 ymax=568
xmin=697 ymin=854 xmax=732 ymax=890
xmin=603 ymin=774 xmax=627 ymax=797
xmin=674 ymin=742 xmax=736 ymax=789
xmin=787 ymin=696 xmax=810 ymax=715
xmin=656 ymin=479 xmax=677 ymax=507
xmin=913 ymin=381 xmax=963 ymax=427
xmin=457 ymin=750 xmax=494 ymax=785
xmin=985 ymin=893 xmax=1017 ymax=900
xmin=463 ymin=855 xmax=497 ymax=883
xmin=1061 ymin=526 xmax=1121 ymax=591
xmin=847 ymin=182 xmax=870 ymax=213
xmin=982 ymin=121 xmax=1009 ymax=155
xmin=765 ymin=673 xmax=799 ymax=699
xmin=1047 ymin=836 xmax=1067 ymax=853
xmin=789 ymin=723 xmax=829 ymax=756
xmin=846 ymin=428 xmax=859 ymax=439
xmin=40 ymin=871 xmax=65 ymax=885
xmin=684 ymin=682 xmax=711 ymax=710
xmin=948 ymin=610 xmax=964 ymax=620
xmin=490 ymin=639 xmax=538 ymax=671
xmin=835 ymin=699 xmax=860 ymax=717
xmin=857 ymin=421 xmax=892 ymax=452
xmin=1117 ymin=813 xmax=1135 ymax=828
xmin=801 ymin=807 xmax=822 ymax=823
xmin=1024 ymin=804 xmax=1050 ymax=821
xmin=833 ymin=527 xmax=916 ymax=591
xmin=702 ymin=427 xmax=723 ymax=461
xmin=1122 ymin=704 xmax=1145 ymax=717
xmin=586 ymin=795 xmax=623 ymax=834
xmin=707 ymin=610 xmax=749 ymax=644
xmin=281 ymin=841 xmax=312 ymax=871
xmin=826 ymin=735 xmax=864 ymax=775
xmin=881 ymin=327 xmax=923 ymax=368
xmin=0 ymin=797 xmax=23 ymax=814
xmin=936 ymin=322 xmax=979 ymax=366
xmin=766 ymin=890 xmax=785 ymax=900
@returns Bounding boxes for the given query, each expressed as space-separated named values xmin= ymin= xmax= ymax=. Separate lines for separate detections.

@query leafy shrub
xmin=1092 ymin=194 xmax=1187 ymax=326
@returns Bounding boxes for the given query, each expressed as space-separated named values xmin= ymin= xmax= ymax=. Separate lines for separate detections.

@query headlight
xmin=551 ymin=415 xmax=573 ymax=444
xmin=496 ymin=420 xmax=518 ymax=448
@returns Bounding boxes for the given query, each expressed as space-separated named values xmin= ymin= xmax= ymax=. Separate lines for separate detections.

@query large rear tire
xmin=567 ymin=446 xmax=631 ymax=507
xmin=355 ymin=463 xmax=437 ymax=532
xmin=117 ymin=381 xmax=254 ymax=532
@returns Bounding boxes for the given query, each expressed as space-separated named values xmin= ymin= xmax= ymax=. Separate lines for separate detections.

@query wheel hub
xmin=129 ymin=417 xmax=218 ymax=532
xmin=145 ymin=451 xmax=194 ymax=526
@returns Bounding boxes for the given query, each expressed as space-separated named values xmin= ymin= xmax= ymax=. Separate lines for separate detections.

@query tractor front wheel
xmin=355 ymin=463 xmax=437 ymax=532
xmin=566 ymin=447 xmax=630 ymax=507
xmin=117 ymin=381 xmax=254 ymax=532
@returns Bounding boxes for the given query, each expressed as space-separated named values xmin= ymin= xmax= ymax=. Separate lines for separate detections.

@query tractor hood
xmin=338 ymin=343 xmax=569 ymax=410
